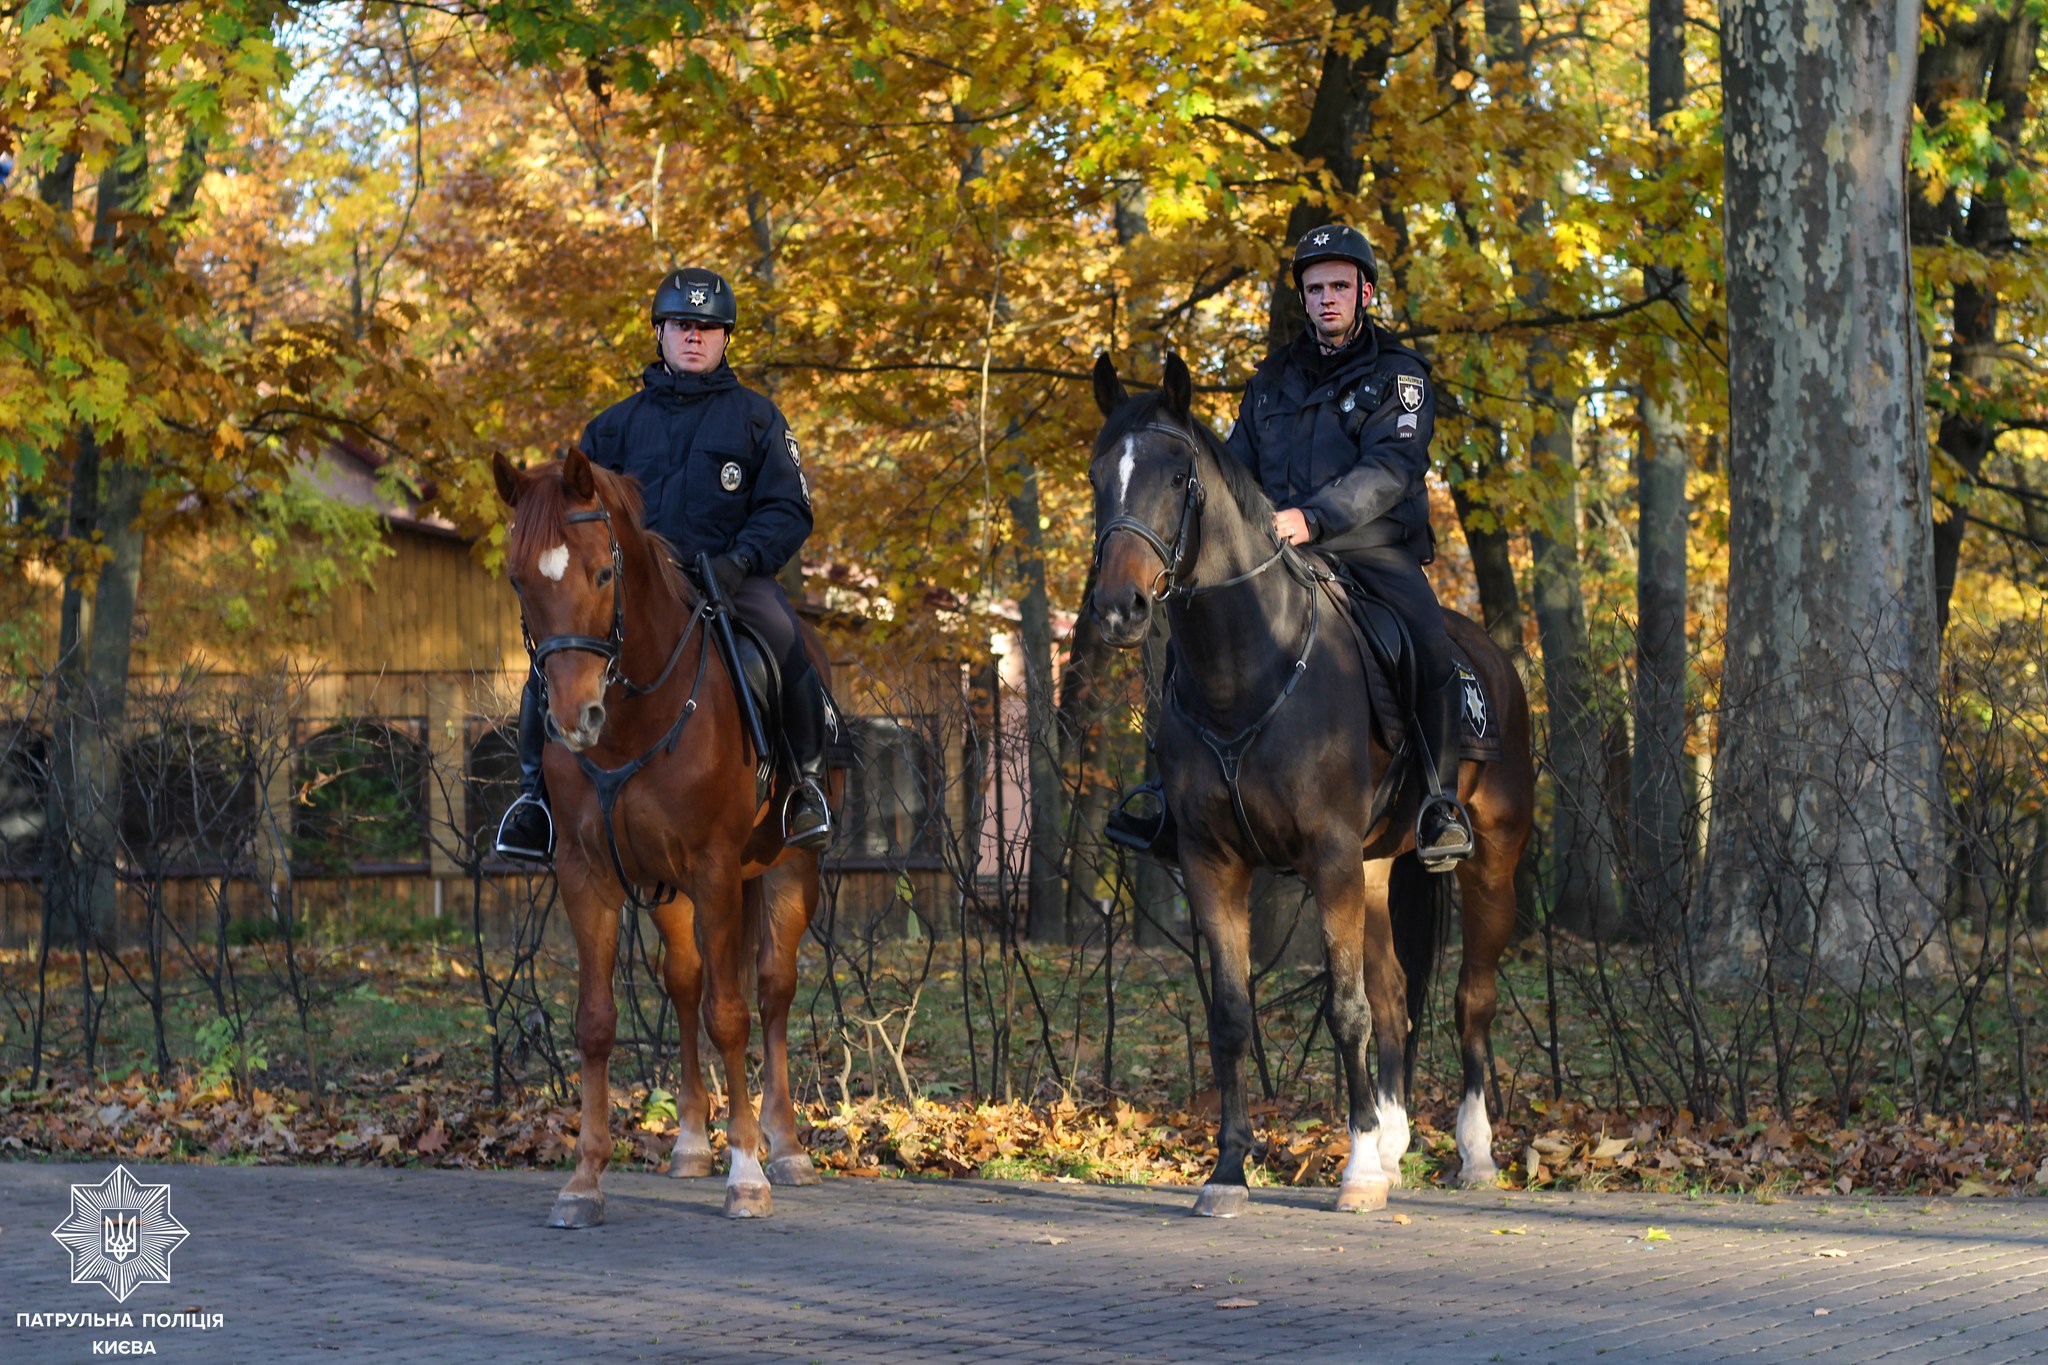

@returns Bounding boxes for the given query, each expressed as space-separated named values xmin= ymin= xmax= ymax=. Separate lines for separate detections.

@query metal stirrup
xmin=494 ymin=793 xmax=555 ymax=861
xmin=783 ymin=779 xmax=831 ymax=841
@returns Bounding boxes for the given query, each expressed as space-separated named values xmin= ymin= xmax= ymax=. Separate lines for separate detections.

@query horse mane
xmin=1097 ymin=390 xmax=1277 ymax=524
xmin=508 ymin=458 xmax=694 ymax=603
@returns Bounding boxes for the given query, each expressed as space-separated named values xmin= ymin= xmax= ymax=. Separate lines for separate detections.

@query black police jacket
xmin=577 ymin=360 xmax=813 ymax=576
xmin=1223 ymin=324 xmax=1437 ymax=561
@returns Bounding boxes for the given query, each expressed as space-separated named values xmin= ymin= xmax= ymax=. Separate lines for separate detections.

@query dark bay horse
xmin=1088 ymin=355 xmax=1535 ymax=1215
xmin=492 ymin=449 xmax=834 ymax=1225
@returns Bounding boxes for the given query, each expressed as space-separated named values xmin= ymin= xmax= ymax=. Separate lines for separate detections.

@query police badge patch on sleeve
xmin=785 ymin=432 xmax=811 ymax=505
xmin=1397 ymin=374 xmax=1424 ymax=413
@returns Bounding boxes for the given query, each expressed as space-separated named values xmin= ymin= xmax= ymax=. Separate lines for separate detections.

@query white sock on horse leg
xmin=1341 ymin=1125 xmax=1388 ymax=1189
xmin=728 ymin=1147 xmax=767 ymax=1189
xmin=1457 ymin=1089 xmax=1498 ymax=1182
xmin=1376 ymin=1097 xmax=1411 ymax=1186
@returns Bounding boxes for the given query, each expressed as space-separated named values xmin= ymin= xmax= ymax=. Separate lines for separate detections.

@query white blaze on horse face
xmin=1115 ymin=436 xmax=1137 ymax=507
xmin=538 ymin=544 xmax=569 ymax=582
xmin=1457 ymin=1090 xmax=1499 ymax=1182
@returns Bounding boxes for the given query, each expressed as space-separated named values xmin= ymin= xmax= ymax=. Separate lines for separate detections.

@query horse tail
xmin=1388 ymin=850 xmax=1446 ymax=1044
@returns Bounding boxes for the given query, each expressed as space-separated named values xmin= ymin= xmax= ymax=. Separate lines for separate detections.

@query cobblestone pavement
xmin=4 ymin=1161 xmax=2046 ymax=1364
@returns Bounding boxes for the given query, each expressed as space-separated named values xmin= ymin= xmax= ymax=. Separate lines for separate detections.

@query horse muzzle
xmin=546 ymin=699 xmax=608 ymax=752
xmin=1090 ymin=585 xmax=1153 ymax=649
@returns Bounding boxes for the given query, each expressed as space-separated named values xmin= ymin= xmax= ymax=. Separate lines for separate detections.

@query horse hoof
xmin=1459 ymin=1164 xmax=1502 ymax=1189
xmin=547 ymin=1193 xmax=605 ymax=1229
xmin=667 ymin=1151 xmax=715 ymax=1179
xmin=1191 ymin=1184 xmax=1249 ymax=1218
xmin=1334 ymin=1180 xmax=1390 ymax=1213
xmin=766 ymin=1155 xmax=821 ymax=1187
xmin=724 ymin=1182 xmax=773 ymax=1219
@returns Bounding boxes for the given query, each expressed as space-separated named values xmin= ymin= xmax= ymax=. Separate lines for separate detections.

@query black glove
xmin=708 ymin=552 xmax=750 ymax=599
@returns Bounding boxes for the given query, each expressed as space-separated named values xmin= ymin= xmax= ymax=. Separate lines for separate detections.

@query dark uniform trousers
xmin=730 ymin=575 xmax=814 ymax=688
xmin=1329 ymin=543 xmax=1455 ymax=698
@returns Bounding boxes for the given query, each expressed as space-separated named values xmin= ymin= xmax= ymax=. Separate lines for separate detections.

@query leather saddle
xmin=724 ymin=622 xmax=856 ymax=802
xmin=1317 ymin=569 xmax=1503 ymax=764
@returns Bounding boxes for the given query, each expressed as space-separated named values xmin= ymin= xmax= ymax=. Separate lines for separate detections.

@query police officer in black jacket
xmin=1230 ymin=223 xmax=1473 ymax=868
xmin=495 ymin=267 xmax=834 ymax=860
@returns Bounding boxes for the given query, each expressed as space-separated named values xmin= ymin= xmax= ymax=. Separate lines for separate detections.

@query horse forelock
xmin=506 ymin=460 xmax=693 ymax=604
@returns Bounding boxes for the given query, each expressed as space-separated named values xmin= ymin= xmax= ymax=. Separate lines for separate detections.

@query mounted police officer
xmin=1107 ymin=224 xmax=1474 ymax=870
xmin=1240 ymin=223 xmax=1473 ymax=868
xmin=496 ymin=266 xmax=834 ymax=861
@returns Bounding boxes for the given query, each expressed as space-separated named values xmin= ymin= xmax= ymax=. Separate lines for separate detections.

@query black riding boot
xmin=1414 ymin=675 xmax=1474 ymax=871
xmin=494 ymin=674 xmax=554 ymax=863
xmin=781 ymin=667 xmax=833 ymax=852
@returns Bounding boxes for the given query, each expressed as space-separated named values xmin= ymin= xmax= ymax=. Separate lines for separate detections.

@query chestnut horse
xmin=492 ymin=449 xmax=833 ymax=1225
xmin=1088 ymin=355 xmax=1536 ymax=1216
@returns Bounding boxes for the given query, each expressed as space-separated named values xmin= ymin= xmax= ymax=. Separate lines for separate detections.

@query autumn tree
xmin=1701 ymin=0 xmax=1944 ymax=978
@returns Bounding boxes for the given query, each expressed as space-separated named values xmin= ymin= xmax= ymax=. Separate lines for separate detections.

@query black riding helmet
xmin=1289 ymin=222 xmax=1377 ymax=287
xmin=651 ymin=267 xmax=737 ymax=330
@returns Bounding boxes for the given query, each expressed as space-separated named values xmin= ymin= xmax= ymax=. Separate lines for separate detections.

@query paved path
xmin=3 ymin=1161 xmax=2045 ymax=1363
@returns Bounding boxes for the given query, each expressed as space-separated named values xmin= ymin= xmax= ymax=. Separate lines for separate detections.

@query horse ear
xmin=1092 ymin=354 xmax=1128 ymax=417
xmin=490 ymin=452 xmax=523 ymax=507
xmin=563 ymin=446 xmax=596 ymax=501
xmin=1162 ymin=352 xmax=1193 ymax=419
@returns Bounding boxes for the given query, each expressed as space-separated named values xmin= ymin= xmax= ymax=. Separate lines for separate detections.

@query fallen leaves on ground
xmin=2 ymin=1068 xmax=2045 ymax=1200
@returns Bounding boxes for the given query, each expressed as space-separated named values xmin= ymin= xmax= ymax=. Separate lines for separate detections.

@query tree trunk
xmin=1486 ymin=0 xmax=1620 ymax=939
xmin=1448 ymin=478 xmax=1527 ymax=665
xmin=1912 ymin=11 xmax=2038 ymax=631
xmin=1264 ymin=0 xmax=1402 ymax=355
xmin=1630 ymin=0 xmax=1692 ymax=928
xmin=1529 ymin=418 xmax=1621 ymax=940
xmin=1010 ymin=459 xmax=1068 ymax=942
xmin=1703 ymin=0 xmax=1942 ymax=982
xmin=45 ymin=145 xmax=145 ymax=948
xmin=1059 ymin=561 xmax=1117 ymax=944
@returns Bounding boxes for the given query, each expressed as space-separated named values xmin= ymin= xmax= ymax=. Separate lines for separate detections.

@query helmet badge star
xmin=689 ymin=288 xmax=708 ymax=306
xmin=1313 ymin=232 xmax=1330 ymax=245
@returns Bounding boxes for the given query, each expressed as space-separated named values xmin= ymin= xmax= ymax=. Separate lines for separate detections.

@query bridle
xmin=1092 ymin=423 xmax=1207 ymax=601
xmin=521 ymin=505 xmax=691 ymax=702
xmin=1090 ymin=421 xmax=1289 ymax=601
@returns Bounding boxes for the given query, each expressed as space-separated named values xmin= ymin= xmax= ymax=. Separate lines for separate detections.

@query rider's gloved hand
xmin=708 ymin=552 xmax=751 ymax=599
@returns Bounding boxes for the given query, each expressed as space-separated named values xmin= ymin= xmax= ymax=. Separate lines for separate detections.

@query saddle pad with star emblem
xmin=1452 ymin=660 xmax=1503 ymax=762
xmin=1318 ymin=575 xmax=1503 ymax=764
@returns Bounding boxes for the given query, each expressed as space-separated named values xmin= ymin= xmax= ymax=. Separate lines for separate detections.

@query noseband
xmin=522 ymin=505 xmax=690 ymax=701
